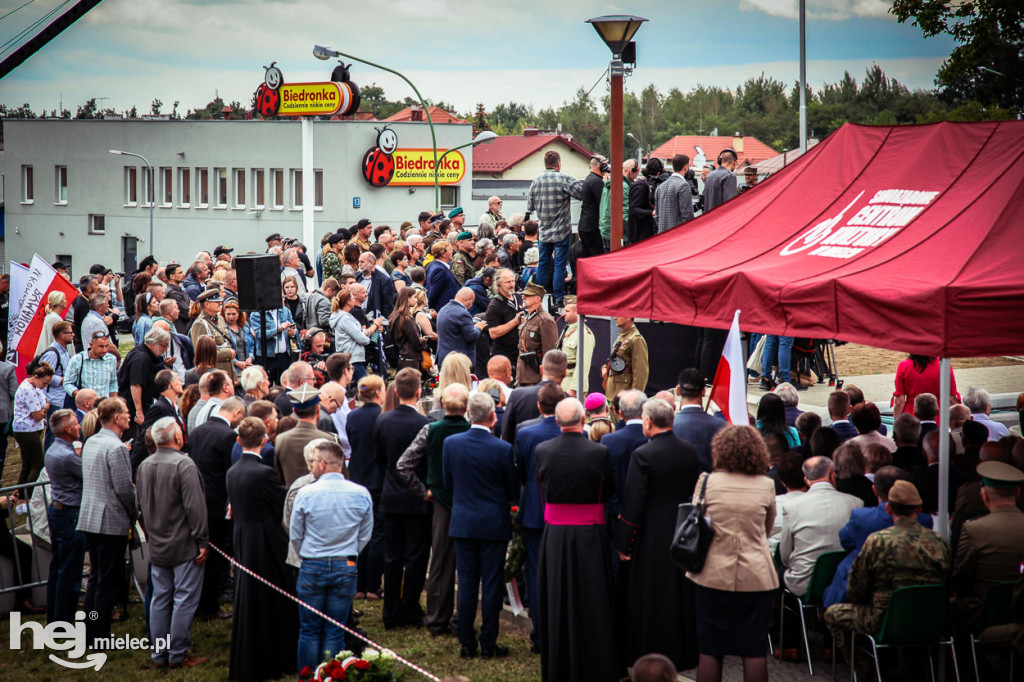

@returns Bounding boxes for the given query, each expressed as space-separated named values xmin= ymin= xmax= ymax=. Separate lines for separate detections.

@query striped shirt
xmin=64 ymin=352 xmax=118 ymax=397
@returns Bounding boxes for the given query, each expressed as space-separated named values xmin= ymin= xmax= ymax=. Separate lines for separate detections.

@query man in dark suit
xmin=827 ymin=390 xmax=858 ymax=442
xmin=915 ymin=393 xmax=940 ymax=449
xmin=163 ymin=264 xmax=192 ymax=335
xmin=346 ymin=375 xmax=386 ymax=599
xmin=501 ymin=350 xmax=567 ymax=447
xmin=425 ymin=241 xmax=460 ymax=311
xmin=131 ymin=369 xmax=185 ymax=473
xmin=671 ymin=368 xmax=726 ymax=473
xmin=436 ymin=288 xmax=486 ymax=367
xmin=356 ymin=251 xmax=396 ymax=319
xmin=443 ymin=393 xmax=518 ymax=659
xmin=188 ymin=396 xmax=246 ymax=620
xmin=578 ymin=156 xmax=607 ymax=257
xmin=375 ymin=368 xmax=431 ymax=629
xmin=512 ymin=381 xmax=565 ymax=652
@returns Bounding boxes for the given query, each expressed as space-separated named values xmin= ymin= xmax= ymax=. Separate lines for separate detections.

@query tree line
xmin=1 ymin=66 xmax=1013 ymax=157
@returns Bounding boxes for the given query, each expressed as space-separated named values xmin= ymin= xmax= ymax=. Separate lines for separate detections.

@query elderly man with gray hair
xmin=534 ymin=397 xmax=618 ymax=678
xmin=615 ymin=397 xmax=700 ymax=671
xmin=118 ymin=326 xmax=172 ymax=430
xmin=135 ymin=416 xmax=209 ymax=669
xmin=442 ymin=391 xmax=517 ymax=659
xmin=963 ymin=386 xmax=1009 ymax=440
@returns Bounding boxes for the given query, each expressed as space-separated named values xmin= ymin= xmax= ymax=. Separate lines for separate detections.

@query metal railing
xmin=0 ymin=479 xmax=50 ymax=596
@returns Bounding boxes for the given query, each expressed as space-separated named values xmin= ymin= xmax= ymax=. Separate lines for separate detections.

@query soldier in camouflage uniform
xmin=824 ymin=480 xmax=951 ymax=657
xmin=450 ymin=231 xmax=477 ymax=286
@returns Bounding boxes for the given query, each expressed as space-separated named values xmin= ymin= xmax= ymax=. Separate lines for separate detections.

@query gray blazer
xmin=78 ymin=427 xmax=137 ymax=536
xmin=0 ymin=361 xmax=18 ymax=424
xmin=654 ymin=174 xmax=695 ymax=234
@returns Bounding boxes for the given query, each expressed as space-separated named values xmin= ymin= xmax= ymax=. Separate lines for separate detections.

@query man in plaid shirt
xmin=526 ymin=150 xmax=583 ymax=307
xmin=64 ymin=330 xmax=119 ymax=400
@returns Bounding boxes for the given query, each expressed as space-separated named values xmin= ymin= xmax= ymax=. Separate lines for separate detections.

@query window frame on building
xmin=178 ymin=167 xmax=191 ymax=207
xmin=252 ymin=168 xmax=266 ymax=209
xmin=214 ymin=167 xmax=228 ymax=209
xmin=124 ymin=166 xmax=138 ymax=206
xmin=88 ymin=214 xmax=106 ymax=235
xmin=196 ymin=167 xmax=210 ymax=208
xmin=270 ymin=168 xmax=284 ymax=210
xmin=54 ymin=165 xmax=68 ymax=205
xmin=233 ymin=168 xmax=246 ymax=209
xmin=290 ymin=168 xmax=303 ymax=210
xmin=160 ymin=167 xmax=173 ymax=207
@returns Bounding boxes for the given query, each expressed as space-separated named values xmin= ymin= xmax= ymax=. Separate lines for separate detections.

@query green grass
xmin=2 ymin=448 xmax=541 ymax=681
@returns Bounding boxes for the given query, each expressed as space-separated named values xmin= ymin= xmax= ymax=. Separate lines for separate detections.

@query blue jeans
xmin=351 ymin=362 xmax=367 ymax=384
xmin=536 ymin=235 xmax=571 ymax=304
xmin=453 ymin=538 xmax=507 ymax=651
xmin=149 ymin=558 xmax=204 ymax=664
xmin=762 ymin=335 xmax=794 ymax=383
xmin=46 ymin=504 xmax=87 ymax=624
xmin=297 ymin=558 xmax=358 ymax=672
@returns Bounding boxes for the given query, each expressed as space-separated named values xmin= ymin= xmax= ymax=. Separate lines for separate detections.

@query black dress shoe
xmin=480 ymin=644 xmax=510 ymax=659
xmin=788 ymin=379 xmax=807 ymax=392
xmin=460 ymin=646 xmax=478 ymax=659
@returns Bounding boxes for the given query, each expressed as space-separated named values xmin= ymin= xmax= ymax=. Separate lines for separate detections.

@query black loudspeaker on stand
xmin=235 ymin=254 xmax=281 ymax=369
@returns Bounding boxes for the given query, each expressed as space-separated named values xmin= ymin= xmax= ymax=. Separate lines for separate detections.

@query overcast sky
xmin=1 ymin=0 xmax=955 ymax=116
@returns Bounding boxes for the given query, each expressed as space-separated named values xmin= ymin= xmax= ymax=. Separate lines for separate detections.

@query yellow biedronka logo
xmin=388 ymin=149 xmax=466 ymax=186
xmin=278 ymin=82 xmax=347 ymax=116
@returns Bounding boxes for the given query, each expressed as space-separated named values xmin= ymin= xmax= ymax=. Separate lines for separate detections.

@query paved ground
xmin=747 ymin=364 xmax=1024 ymax=429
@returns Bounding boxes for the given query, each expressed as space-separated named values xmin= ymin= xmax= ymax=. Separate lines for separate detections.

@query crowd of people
xmin=0 ymin=150 xmax=1022 ymax=682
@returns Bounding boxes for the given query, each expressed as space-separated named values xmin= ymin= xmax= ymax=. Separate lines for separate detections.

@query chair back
xmin=803 ymin=550 xmax=847 ymax=606
xmin=977 ymin=581 xmax=1016 ymax=631
xmin=875 ymin=584 xmax=949 ymax=645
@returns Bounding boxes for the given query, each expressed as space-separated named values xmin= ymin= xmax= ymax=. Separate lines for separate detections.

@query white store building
xmin=2 ymin=118 xmax=473 ymax=277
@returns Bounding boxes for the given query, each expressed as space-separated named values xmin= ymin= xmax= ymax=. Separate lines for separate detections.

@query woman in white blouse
xmin=35 ymin=291 xmax=70 ymax=356
xmin=13 ymin=360 xmax=54 ymax=486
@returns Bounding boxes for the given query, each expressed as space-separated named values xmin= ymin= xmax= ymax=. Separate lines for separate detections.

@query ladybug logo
xmin=254 ymin=62 xmax=283 ymax=118
xmin=362 ymin=125 xmax=398 ymax=187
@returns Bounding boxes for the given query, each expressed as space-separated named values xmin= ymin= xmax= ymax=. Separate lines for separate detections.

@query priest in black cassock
xmin=535 ymin=397 xmax=619 ymax=682
xmin=227 ymin=416 xmax=298 ymax=681
xmin=615 ymin=398 xmax=700 ymax=671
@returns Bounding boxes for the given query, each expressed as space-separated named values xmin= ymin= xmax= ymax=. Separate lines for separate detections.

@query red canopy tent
xmin=578 ymin=121 xmax=1024 ymax=358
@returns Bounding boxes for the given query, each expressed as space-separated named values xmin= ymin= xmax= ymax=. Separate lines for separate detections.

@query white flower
xmin=362 ymin=648 xmax=380 ymax=661
xmin=380 ymin=648 xmax=396 ymax=660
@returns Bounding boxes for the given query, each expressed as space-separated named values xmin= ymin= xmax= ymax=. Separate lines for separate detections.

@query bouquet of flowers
xmin=504 ymin=505 xmax=526 ymax=583
xmin=298 ymin=647 xmax=405 ymax=682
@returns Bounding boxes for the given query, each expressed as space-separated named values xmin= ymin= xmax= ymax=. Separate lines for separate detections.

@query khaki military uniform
xmin=354 ymin=235 xmax=372 ymax=253
xmin=559 ymin=321 xmax=595 ymax=395
xmin=450 ymin=249 xmax=476 ymax=286
xmin=824 ymin=518 xmax=950 ymax=653
xmin=604 ymin=325 xmax=649 ymax=400
xmin=189 ymin=312 xmax=236 ymax=381
xmin=951 ymin=506 xmax=1024 ymax=628
xmin=516 ymin=309 xmax=557 ymax=387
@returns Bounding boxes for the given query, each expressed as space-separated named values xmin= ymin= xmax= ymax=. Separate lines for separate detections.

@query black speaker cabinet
xmin=235 ymin=254 xmax=282 ymax=311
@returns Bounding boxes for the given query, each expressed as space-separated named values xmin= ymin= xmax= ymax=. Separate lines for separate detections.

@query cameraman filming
xmin=579 ymin=155 xmax=609 ymax=257
xmin=628 ymin=157 xmax=670 ymax=245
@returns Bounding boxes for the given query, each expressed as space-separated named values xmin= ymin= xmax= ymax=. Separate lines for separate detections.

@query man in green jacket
xmin=599 ymin=159 xmax=638 ymax=251
xmin=394 ymin=383 xmax=471 ymax=637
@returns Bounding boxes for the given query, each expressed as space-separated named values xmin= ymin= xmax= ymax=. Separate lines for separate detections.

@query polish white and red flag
xmin=7 ymin=254 xmax=79 ymax=378
xmin=707 ymin=310 xmax=749 ymax=426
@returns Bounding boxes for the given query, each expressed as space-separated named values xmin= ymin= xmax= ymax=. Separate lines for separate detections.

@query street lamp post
xmin=433 ymin=130 xmax=498 ymax=212
xmin=586 ymin=15 xmax=647 ymax=253
xmin=110 ymin=149 xmax=154 ymax=257
xmin=313 ymin=45 xmax=442 ymax=207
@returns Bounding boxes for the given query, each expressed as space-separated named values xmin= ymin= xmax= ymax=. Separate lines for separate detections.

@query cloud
xmin=739 ymin=0 xmax=891 ymax=20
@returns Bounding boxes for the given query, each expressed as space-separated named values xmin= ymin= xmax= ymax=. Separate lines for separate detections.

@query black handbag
xmin=670 ymin=473 xmax=714 ymax=573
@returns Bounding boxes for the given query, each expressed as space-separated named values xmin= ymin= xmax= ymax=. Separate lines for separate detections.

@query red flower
xmin=324 ymin=660 xmax=345 ymax=680
xmin=299 ymin=666 xmax=313 ymax=680
xmin=351 ymin=659 xmax=371 ymax=671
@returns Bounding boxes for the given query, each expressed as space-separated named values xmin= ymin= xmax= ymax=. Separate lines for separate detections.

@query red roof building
xmin=650 ymin=134 xmax=778 ymax=167
xmin=473 ymin=128 xmax=593 ymax=180
xmin=385 ymin=105 xmax=468 ymax=125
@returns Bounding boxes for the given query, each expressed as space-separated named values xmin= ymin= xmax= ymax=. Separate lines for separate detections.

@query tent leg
xmin=577 ymin=313 xmax=586 ymax=399
xmin=937 ymin=357 xmax=951 ymax=539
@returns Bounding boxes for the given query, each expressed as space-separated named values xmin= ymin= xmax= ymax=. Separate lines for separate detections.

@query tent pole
xmin=937 ymin=357 xmax=951 ymax=539
xmin=577 ymin=314 xmax=586 ymax=399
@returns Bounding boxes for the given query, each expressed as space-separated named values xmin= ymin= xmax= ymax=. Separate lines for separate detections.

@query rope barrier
xmin=208 ymin=542 xmax=440 ymax=681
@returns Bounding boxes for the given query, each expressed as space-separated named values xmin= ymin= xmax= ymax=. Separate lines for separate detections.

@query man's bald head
xmin=75 ymin=388 xmax=98 ymax=412
xmin=554 ymin=398 xmax=585 ymax=429
xmin=950 ymin=404 xmax=971 ymax=429
xmin=319 ymin=382 xmax=346 ymax=412
xmin=487 ymin=354 xmax=512 ymax=383
xmin=455 ymin=287 xmax=476 ymax=308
